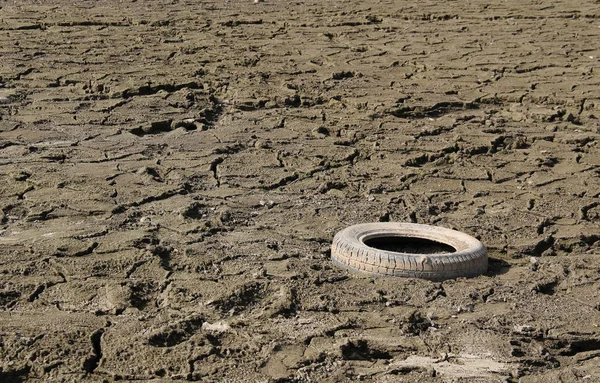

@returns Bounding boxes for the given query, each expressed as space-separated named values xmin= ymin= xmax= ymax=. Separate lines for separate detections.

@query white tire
xmin=331 ymin=222 xmax=488 ymax=281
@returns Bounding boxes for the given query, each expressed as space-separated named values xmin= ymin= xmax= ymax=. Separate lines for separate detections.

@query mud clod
xmin=147 ymin=316 xmax=204 ymax=348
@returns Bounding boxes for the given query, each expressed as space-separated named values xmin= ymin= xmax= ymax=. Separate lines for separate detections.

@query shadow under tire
xmin=331 ymin=222 xmax=488 ymax=281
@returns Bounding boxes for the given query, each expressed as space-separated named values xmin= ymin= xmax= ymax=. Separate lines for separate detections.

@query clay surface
xmin=1 ymin=0 xmax=600 ymax=382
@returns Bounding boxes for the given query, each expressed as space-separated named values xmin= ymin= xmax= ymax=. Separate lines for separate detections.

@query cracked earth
xmin=1 ymin=0 xmax=600 ymax=382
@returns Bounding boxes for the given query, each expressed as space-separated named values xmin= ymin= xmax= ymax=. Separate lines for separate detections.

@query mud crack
xmin=210 ymin=157 xmax=224 ymax=187
xmin=83 ymin=328 xmax=104 ymax=374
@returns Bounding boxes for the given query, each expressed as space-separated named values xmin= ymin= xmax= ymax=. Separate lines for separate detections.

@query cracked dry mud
xmin=1 ymin=0 xmax=600 ymax=382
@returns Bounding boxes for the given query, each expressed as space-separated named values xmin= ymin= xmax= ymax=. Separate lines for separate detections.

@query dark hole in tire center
xmin=363 ymin=236 xmax=456 ymax=254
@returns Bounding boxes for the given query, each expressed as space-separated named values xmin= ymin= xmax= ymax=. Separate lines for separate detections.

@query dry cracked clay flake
xmin=1 ymin=0 xmax=600 ymax=382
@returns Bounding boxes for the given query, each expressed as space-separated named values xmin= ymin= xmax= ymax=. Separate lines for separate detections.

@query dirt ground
xmin=1 ymin=0 xmax=600 ymax=382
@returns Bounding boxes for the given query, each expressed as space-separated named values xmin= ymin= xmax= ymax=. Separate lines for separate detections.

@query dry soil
xmin=1 ymin=1 xmax=600 ymax=382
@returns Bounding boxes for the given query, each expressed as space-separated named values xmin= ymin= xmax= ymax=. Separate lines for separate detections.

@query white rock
xmin=259 ymin=199 xmax=275 ymax=208
xmin=513 ymin=325 xmax=535 ymax=333
xmin=0 ymin=97 xmax=11 ymax=104
xmin=202 ymin=321 xmax=230 ymax=332
xmin=530 ymin=256 xmax=539 ymax=264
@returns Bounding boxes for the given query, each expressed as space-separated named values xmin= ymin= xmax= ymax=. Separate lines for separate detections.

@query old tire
xmin=331 ymin=222 xmax=487 ymax=281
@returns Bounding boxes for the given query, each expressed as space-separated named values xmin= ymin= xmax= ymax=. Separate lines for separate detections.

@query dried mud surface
xmin=1 ymin=1 xmax=600 ymax=382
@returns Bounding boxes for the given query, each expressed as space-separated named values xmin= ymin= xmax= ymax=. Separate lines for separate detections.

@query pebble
xmin=0 ymin=97 xmax=11 ymax=104
xmin=530 ymin=256 xmax=539 ymax=264
xmin=202 ymin=321 xmax=231 ymax=333
xmin=252 ymin=267 xmax=266 ymax=279
xmin=254 ymin=139 xmax=271 ymax=149
xmin=529 ymin=256 xmax=539 ymax=271
xmin=513 ymin=325 xmax=535 ymax=333
xmin=456 ymin=304 xmax=474 ymax=313
xmin=259 ymin=199 xmax=275 ymax=208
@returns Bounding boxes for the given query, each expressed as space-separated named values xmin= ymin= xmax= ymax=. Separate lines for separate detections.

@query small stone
xmin=0 ymin=97 xmax=11 ymax=104
xmin=252 ymin=268 xmax=266 ymax=279
xmin=259 ymin=200 xmax=275 ymax=208
xmin=513 ymin=325 xmax=535 ymax=333
xmin=456 ymin=304 xmax=474 ymax=313
xmin=529 ymin=256 xmax=539 ymax=271
xmin=254 ymin=139 xmax=271 ymax=149
xmin=202 ymin=321 xmax=230 ymax=332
